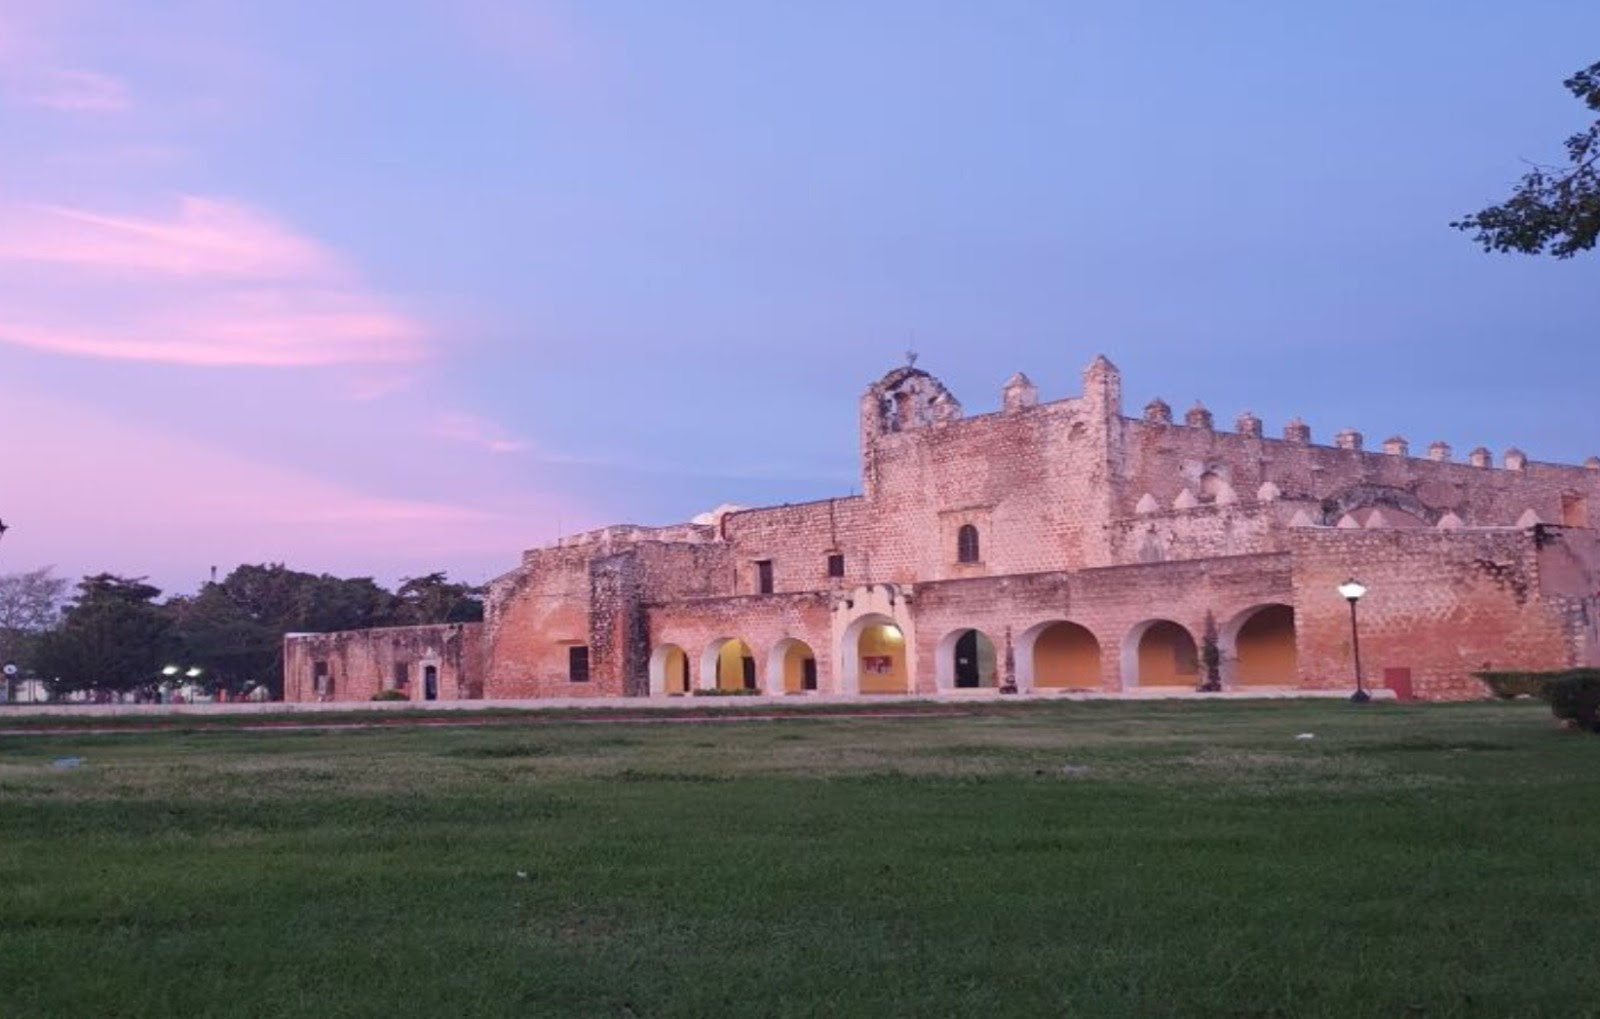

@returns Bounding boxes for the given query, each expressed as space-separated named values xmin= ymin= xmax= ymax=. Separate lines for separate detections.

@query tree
xmin=0 ymin=567 xmax=67 ymax=698
xmin=32 ymin=574 xmax=177 ymax=698
xmin=393 ymin=572 xmax=484 ymax=625
xmin=1453 ymin=61 xmax=1600 ymax=258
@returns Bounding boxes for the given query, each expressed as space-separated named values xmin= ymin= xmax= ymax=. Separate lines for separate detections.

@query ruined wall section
xmin=1534 ymin=525 xmax=1600 ymax=667
xmin=486 ymin=536 xmax=738 ymax=698
xmin=283 ymin=623 xmax=483 ymax=703
xmin=1289 ymin=528 xmax=1576 ymax=700
xmin=482 ymin=544 xmax=596 ymax=698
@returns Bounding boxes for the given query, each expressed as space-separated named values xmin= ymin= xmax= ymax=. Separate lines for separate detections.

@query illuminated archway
xmin=766 ymin=638 xmax=819 ymax=694
xmin=1224 ymin=604 xmax=1298 ymax=686
xmin=701 ymin=638 xmax=758 ymax=692
xmin=841 ymin=614 xmax=908 ymax=694
xmin=936 ymin=628 xmax=997 ymax=689
xmin=1121 ymin=619 xmax=1199 ymax=688
xmin=649 ymin=643 xmax=692 ymax=696
xmin=1017 ymin=621 xmax=1101 ymax=691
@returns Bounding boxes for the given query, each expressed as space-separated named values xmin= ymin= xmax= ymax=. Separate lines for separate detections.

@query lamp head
xmin=1337 ymin=579 xmax=1368 ymax=602
xmin=161 ymin=664 xmax=180 ymax=676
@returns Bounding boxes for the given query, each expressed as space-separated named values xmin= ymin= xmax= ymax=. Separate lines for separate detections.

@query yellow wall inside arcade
xmin=715 ymin=640 xmax=754 ymax=690
xmin=780 ymin=642 xmax=816 ymax=692
xmin=1033 ymin=624 xmax=1101 ymax=688
xmin=1236 ymin=606 xmax=1298 ymax=685
xmin=857 ymin=625 xmax=908 ymax=693
xmin=662 ymin=645 xmax=690 ymax=694
xmin=1139 ymin=622 xmax=1199 ymax=686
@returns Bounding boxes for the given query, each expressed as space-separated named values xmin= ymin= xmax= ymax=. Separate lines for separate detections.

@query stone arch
xmin=1199 ymin=471 xmax=1237 ymax=505
xmin=868 ymin=367 xmax=963 ymax=434
xmin=1320 ymin=484 xmax=1438 ymax=526
xmin=841 ymin=613 xmax=909 ymax=694
xmin=1121 ymin=619 xmax=1200 ymax=688
xmin=766 ymin=638 xmax=819 ymax=695
xmin=649 ymin=643 xmax=692 ymax=696
xmin=1222 ymin=604 xmax=1298 ymax=686
xmin=935 ymin=628 xmax=997 ymax=690
xmin=700 ymin=638 xmax=759 ymax=693
xmin=1017 ymin=621 xmax=1102 ymax=691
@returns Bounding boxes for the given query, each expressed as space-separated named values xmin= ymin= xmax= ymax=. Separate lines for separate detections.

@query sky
xmin=0 ymin=0 xmax=1596 ymax=596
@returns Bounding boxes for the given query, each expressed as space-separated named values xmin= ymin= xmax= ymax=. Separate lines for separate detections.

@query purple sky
xmin=1 ymin=1 xmax=1597 ymax=595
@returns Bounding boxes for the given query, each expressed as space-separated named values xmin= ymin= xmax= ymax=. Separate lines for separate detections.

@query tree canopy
xmin=5 ymin=562 xmax=482 ymax=700
xmin=32 ymin=574 xmax=178 ymax=697
xmin=1453 ymin=61 xmax=1600 ymax=258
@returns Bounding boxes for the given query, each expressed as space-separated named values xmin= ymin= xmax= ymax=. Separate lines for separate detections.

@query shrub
xmin=691 ymin=687 xmax=760 ymax=697
xmin=1543 ymin=670 xmax=1600 ymax=733
xmin=370 ymin=689 xmax=410 ymax=702
xmin=1473 ymin=671 xmax=1547 ymax=699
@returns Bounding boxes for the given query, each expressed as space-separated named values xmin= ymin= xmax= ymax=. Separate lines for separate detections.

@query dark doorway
xmin=742 ymin=655 xmax=757 ymax=690
xmin=955 ymin=630 xmax=980 ymax=688
xmin=802 ymin=658 xmax=818 ymax=691
xmin=423 ymin=665 xmax=438 ymax=701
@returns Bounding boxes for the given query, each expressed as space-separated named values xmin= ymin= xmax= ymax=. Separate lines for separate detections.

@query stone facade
xmin=284 ymin=357 xmax=1600 ymax=703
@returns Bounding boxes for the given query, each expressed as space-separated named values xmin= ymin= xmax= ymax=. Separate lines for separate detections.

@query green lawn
xmin=0 ymin=700 xmax=1595 ymax=1018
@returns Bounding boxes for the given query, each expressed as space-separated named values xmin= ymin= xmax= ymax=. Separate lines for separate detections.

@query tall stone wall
xmin=1289 ymin=528 xmax=1573 ymax=700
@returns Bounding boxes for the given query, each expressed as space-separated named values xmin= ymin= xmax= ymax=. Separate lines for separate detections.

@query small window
xmin=826 ymin=554 xmax=845 ymax=578
xmin=391 ymin=661 xmax=410 ymax=691
xmin=568 ymin=646 xmax=590 ymax=683
xmin=957 ymin=524 xmax=981 ymax=564
xmin=755 ymin=559 xmax=774 ymax=595
xmin=312 ymin=661 xmax=331 ymax=697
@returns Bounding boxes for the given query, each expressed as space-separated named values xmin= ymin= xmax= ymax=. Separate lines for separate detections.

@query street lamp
xmin=160 ymin=664 xmax=204 ymax=704
xmin=1337 ymin=579 xmax=1369 ymax=703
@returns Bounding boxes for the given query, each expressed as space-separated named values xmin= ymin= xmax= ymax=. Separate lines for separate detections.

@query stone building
xmin=283 ymin=357 xmax=1600 ymax=703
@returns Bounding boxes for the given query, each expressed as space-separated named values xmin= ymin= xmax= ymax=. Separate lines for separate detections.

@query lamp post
xmin=160 ymin=664 xmax=204 ymax=704
xmin=1337 ymin=579 xmax=1369 ymax=703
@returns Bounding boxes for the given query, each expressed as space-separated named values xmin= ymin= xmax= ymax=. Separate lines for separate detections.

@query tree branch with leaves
xmin=1454 ymin=61 xmax=1600 ymax=259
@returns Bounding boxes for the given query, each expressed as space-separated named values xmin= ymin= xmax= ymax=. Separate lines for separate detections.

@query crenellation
xmin=1185 ymin=401 xmax=1214 ymax=430
xmin=1504 ymin=448 xmax=1528 ymax=472
xmin=1144 ymin=398 xmax=1172 ymax=424
xmin=1383 ymin=436 xmax=1408 ymax=457
xmin=1470 ymin=447 xmax=1493 ymax=468
xmin=1335 ymin=429 xmax=1363 ymax=451
xmin=1235 ymin=411 xmax=1262 ymax=437
xmin=1283 ymin=417 xmax=1312 ymax=444
xmin=1429 ymin=441 xmax=1452 ymax=463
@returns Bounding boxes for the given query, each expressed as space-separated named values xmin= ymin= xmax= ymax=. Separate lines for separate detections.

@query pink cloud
xmin=11 ymin=67 xmax=130 ymax=112
xmin=432 ymin=412 xmax=532 ymax=454
xmin=0 ymin=195 xmax=428 ymax=367
xmin=0 ymin=387 xmax=580 ymax=589
xmin=0 ymin=197 xmax=342 ymax=279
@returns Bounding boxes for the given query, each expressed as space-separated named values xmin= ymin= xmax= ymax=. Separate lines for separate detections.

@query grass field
xmin=1 ymin=700 xmax=1595 ymax=1018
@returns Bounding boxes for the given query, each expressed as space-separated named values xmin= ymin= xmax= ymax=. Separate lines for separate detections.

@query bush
xmin=1473 ymin=671 xmax=1548 ymax=699
xmin=691 ymin=687 xmax=760 ymax=697
xmin=1543 ymin=670 xmax=1600 ymax=733
xmin=370 ymin=689 xmax=410 ymax=702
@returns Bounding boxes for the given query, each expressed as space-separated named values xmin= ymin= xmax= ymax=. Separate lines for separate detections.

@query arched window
xmin=957 ymin=524 xmax=980 ymax=564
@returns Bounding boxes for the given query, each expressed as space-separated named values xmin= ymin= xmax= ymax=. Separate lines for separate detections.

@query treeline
xmin=0 ymin=564 xmax=483 ymax=700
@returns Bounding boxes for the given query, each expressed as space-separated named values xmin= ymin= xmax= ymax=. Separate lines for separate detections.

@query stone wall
xmin=282 ymin=623 xmax=483 ymax=703
xmin=1289 ymin=527 xmax=1573 ymax=700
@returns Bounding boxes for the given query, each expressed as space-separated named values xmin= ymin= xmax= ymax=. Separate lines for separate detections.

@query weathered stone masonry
xmin=285 ymin=357 xmax=1600 ymax=702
